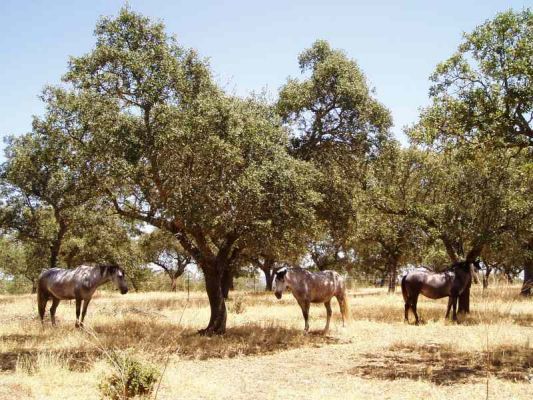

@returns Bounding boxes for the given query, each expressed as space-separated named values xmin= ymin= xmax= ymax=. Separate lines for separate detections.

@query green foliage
xmin=410 ymin=9 xmax=533 ymax=149
xmin=278 ymin=40 xmax=393 ymax=248
xmin=99 ymin=351 xmax=160 ymax=400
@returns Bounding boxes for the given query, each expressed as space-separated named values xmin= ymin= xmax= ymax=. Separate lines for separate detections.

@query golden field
xmin=0 ymin=284 xmax=531 ymax=400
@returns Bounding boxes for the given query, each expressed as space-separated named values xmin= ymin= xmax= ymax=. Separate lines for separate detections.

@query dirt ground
xmin=0 ymin=285 xmax=531 ymax=399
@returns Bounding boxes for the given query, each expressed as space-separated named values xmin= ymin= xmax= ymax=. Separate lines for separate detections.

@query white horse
xmin=37 ymin=264 xmax=128 ymax=327
xmin=274 ymin=267 xmax=350 ymax=333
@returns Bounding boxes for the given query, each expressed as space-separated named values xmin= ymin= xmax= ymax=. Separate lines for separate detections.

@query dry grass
xmin=0 ymin=284 xmax=531 ymax=399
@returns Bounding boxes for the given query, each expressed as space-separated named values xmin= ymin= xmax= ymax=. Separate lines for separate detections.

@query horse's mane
xmin=98 ymin=264 xmax=119 ymax=276
xmin=450 ymin=261 xmax=470 ymax=272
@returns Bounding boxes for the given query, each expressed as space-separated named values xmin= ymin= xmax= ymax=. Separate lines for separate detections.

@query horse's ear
xmin=276 ymin=267 xmax=288 ymax=280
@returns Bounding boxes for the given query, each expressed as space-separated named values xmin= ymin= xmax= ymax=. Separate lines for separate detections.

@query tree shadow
xmin=348 ymin=343 xmax=533 ymax=384
xmin=91 ymin=319 xmax=340 ymax=360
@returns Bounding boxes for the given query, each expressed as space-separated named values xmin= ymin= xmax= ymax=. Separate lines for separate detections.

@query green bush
xmin=99 ymin=351 xmax=160 ymax=400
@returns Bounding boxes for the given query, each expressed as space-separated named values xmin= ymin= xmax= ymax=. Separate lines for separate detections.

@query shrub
xmin=230 ymin=295 xmax=246 ymax=314
xmin=99 ymin=351 xmax=160 ymax=399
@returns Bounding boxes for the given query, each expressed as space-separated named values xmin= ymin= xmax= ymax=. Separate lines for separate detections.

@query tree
xmin=0 ymin=236 xmax=46 ymax=293
xmin=1 ymin=118 xmax=97 ymax=269
xmin=139 ymin=229 xmax=192 ymax=291
xmin=42 ymin=8 xmax=320 ymax=334
xmin=410 ymin=9 xmax=533 ymax=150
xmin=355 ymin=143 xmax=427 ymax=292
xmin=277 ymin=40 xmax=393 ymax=249
xmin=408 ymin=9 xmax=533 ymax=300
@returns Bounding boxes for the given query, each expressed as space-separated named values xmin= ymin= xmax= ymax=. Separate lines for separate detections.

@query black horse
xmin=401 ymin=260 xmax=481 ymax=324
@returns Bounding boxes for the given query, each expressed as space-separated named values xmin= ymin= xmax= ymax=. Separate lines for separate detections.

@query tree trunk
xmin=482 ymin=266 xmax=492 ymax=290
xmin=221 ymin=267 xmax=234 ymax=300
xmin=456 ymin=246 xmax=483 ymax=313
xmin=264 ymin=268 xmax=274 ymax=291
xmin=387 ymin=261 xmax=398 ymax=293
xmin=50 ymin=214 xmax=68 ymax=269
xmin=261 ymin=258 xmax=275 ymax=291
xmin=170 ymin=276 xmax=177 ymax=292
xmin=521 ymin=259 xmax=532 ymax=297
xmin=201 ymin=263 xmax=227 ymax=335
xmin=31 ymin=279 xmax=37 ymax=294
xmin=458 ymin=282 xmax=471 ymax=314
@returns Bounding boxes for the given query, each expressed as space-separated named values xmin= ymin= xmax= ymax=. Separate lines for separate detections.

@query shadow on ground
xmin=348 ymin=343 xmax=533 ymax=384
xmin=0 ymin=320 xmax=338 ymax=372
xmin=349 ymin=304 xmax=533 ymax=327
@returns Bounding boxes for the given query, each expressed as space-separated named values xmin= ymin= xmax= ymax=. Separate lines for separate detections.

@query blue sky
xmin=1 ymin=0 xmax=531 ymax=160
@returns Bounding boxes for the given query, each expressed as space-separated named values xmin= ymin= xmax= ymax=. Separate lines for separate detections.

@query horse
xmin=401 ymin=260 xmax=481 ymax=324
xmin=37 ymin=264 xmax=128 ymax=327
xmin=273 ymin=267 xmax=350 ymax=333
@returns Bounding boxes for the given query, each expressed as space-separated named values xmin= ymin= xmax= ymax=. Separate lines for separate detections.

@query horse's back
xmin=38 ymin=266 xmax=88 ymax=300
xmin=404 ymin=270 xmax=452 ymax=299
xmin=309 ymin=269 xmax=345 ymax=301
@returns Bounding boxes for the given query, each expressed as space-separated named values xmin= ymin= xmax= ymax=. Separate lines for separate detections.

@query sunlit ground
xmin=0 ymin=284 xmax=531 ymax=399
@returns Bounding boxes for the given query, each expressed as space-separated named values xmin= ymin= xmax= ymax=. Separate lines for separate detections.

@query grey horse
xmin=401 ymin=260 xmax=481 ymax=324
xmin=274 ymin=267 xmax=350 ymax=333
xmin=37 ymin=264 xmax=128 ymax=327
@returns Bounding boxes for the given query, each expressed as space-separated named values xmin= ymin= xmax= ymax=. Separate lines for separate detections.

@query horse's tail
xmin=339 ymin=276 xmax=351 ymax=323
xmin=401 ymin=274 xmax=408 ymax=303
xmin=37 ymin=273 xmax=48 ymax=322
xmin=341 ymin=293 xmax=351 ymax=323
xmin=37 ymin=281 xmax=46 ymax=322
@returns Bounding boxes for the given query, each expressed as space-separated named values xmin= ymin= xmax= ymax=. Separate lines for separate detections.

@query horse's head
xmin=108 ymin=265 xmax=129 ymax=294
xmin=274 ymin=267 xmax=289 ymax=299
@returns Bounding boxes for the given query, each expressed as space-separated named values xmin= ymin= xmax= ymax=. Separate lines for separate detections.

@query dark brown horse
xmin=37 ymin=264 xmax=128 ymax=327
xmin=401 ymin=260 xmax=480 ymax=324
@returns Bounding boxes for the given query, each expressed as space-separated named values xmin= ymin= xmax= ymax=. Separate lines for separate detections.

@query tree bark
xmin=170 ymin=276 xmax=177 ymax=292
xmin=201 ymin=263 xmax=227 ymax=335
xmin=458 ymin=282 xmax=471 ymax=314
xmin=521 ymin=259 xmax=532 ymax=297
xmin=50 ymin=213 xmax=68 ymax=269
xmin=482 ymin=265 xmax=492 ymax=290
xmin=387 ymin=260 xmax=398 ymax=293
xmin=221 ymin=267 xmax=234 ymax=299
xmin=264 ymin=268 xmax=274 ymax=291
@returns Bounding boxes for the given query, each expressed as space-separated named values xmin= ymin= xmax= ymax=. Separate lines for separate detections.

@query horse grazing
xmin=274 ymin=267 xmax=350 ymax=333
xmin=37 ymin=264 xmax=128 ymax=327
xmin=401 ymin=260 xmax=481 ymax=324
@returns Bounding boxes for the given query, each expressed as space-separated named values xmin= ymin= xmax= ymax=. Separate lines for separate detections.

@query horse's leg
xmin=412 ymin=294 xmax=420 ymax=325
xmin=336 ymin=294 xmax=347 ymax=327
xmin=75 ymin=298 xmax=82 ymax=328
xmin=80 ymin=298 xmax=92 ymax=326
xmin=298 ymin=300 xmax=310 ymax=333
xmin=445 ymin=296 xmax=453 ymax=319
xmin=324 ymin=300 xmax=332 ymax=333
xmin=50 ymin=298 xmax=60 ymax=326
xmin=452 ymin=296 xmax=458 ymax=322
xmin=404 ymin=302 xmax=410 ymax=323
xmin=38 ymin=292 xmax=49 ymax=324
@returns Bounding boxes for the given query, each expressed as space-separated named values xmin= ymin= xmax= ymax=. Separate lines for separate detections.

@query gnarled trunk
xmin=200 ymin=261 xmax=228 ymax=335
xmin=387 ymin=260 xmax=398 ymax=293
xmin=221 ymin=267 xmax=234 ymax=299
xmin=170 ymin=276 xmax=177 ymax=292
xmin=482 ymin=265 xmax=492 ymax=290
xmin=458 ymin=282 xmax=471 ymax=313
xmin=264 ymin=268 xmax=274 ymax=291
xmin=521 ymin=259 xmax=532 ymax=297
